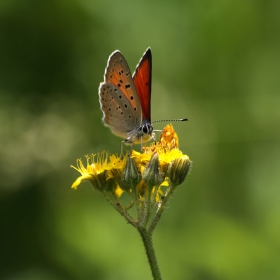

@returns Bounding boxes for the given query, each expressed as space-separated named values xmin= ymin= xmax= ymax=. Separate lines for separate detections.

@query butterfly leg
xmin=120 ymin=141 xmax=125 ymax=158
xmin=121 ymin=140 xmax=134 ymax=158
xmin=152 ymin=132 xmax=156 ymax=142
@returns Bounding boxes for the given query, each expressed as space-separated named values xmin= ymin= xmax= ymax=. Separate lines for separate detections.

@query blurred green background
xmin=1 ymin=0 xmax=280 ymax=279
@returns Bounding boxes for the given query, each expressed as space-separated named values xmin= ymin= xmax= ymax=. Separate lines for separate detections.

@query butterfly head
xmin=124 ymin=119 xmax=154 ymax=145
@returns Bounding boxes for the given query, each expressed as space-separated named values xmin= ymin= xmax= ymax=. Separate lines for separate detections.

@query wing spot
xmin=130 ymin=96 xmax=134 ymax=100
xmin=126 ymin=72 xmax=129 ymax=76
xmin=114 ymin=89 xmax=118 ymax=92
xmin=117 ymin=83 xmax=121 ymax=87
xmin=119 ymin=95 xmax=122 ymax=99
xmin=134 ymin=107 xmax=137 ymax=111
xmin=125 ymin=84 xmax=131 ymax=89
xmin=121 ymin=111 xmax=123 ymax=115
xmin=124 ymin=104 xmax=128 ymax=108
xmin=129 ymin=115 xmax=131 ymax=119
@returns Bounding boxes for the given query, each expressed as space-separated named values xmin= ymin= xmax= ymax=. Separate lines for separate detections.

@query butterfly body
xmin=99 ymin=48 xmax=154 ymax=145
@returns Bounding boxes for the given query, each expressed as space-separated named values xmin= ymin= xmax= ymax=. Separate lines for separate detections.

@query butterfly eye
xmin=142 ymin=126 xmax=148 ymax=134
xmin=141 ymin=124 xmax=153 ymax=135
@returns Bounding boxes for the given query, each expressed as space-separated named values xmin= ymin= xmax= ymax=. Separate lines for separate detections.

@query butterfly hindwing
xmin=132 ymin=48 xmax=152 ymax=122
xmin=99 ymin=83 xmax=141 ymax=139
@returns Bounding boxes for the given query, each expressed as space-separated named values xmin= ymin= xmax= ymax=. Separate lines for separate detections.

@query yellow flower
xmin=71 ymin=125 xmax=191 ymax=203
xmin=131 ymin=124 xmax=189 ymax=184
xmin=71 ymin=152 xmax=125 ymax=193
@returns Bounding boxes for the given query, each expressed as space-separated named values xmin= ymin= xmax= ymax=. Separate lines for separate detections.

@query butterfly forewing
xmin=132 ymin=48 xmax=152 ymax=122
xmin=104 ymin=51 xmax=142 ymax=121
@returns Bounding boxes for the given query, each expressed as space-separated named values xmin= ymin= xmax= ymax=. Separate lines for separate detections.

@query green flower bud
xmin=169 ymin=155 xmax=191 ymax=186
xmin=142 ymin=153 xmax=164 ymax=188
xmin=122 ymin=155 xmax=141 ymax=191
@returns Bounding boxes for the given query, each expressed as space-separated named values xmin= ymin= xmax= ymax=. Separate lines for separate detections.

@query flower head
xmin=71 ymin=152 xmax=125 ymax=195
xmin=71 ymin=124 xmax=191 ymax=228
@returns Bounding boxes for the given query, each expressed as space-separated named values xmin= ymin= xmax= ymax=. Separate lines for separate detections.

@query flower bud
xmin=142 ymin=153 xmax=164 ymax=187
xmin=122 ymin=155 xmax=141 ymax=191
xmin=169 ymin=155 xmax=191 ymax=186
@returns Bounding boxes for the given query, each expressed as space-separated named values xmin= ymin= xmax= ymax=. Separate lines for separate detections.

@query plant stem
xmin=148 ymin=184 xmax=176 ymax=234
xmin=138 ymin=227 xmax=162 ymax=280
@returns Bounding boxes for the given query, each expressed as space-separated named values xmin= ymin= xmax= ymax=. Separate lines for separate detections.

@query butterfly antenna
xmin=151 ymin=118 xmax=188 ymax=124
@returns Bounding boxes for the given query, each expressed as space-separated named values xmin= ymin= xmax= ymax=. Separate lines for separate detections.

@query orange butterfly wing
xmin=133 ymin=48 xmax=152 ymax=122
xmin=104 ymin=51 xmax=141 ymax=115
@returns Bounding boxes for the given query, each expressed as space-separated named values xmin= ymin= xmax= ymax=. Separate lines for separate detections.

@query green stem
xmin=141 ymin=186 xmax=152 ymax=227
xmin=148 ymin=184 xmax=176 ymax=234
xmin=103 ymin=192 xmax=137 ymax=227
xmin=138 ymin=227 xmax=162 ymax=280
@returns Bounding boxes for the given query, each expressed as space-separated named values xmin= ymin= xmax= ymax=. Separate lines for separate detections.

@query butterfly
xmin=99 ymin=47 xmax=154 ymax=146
